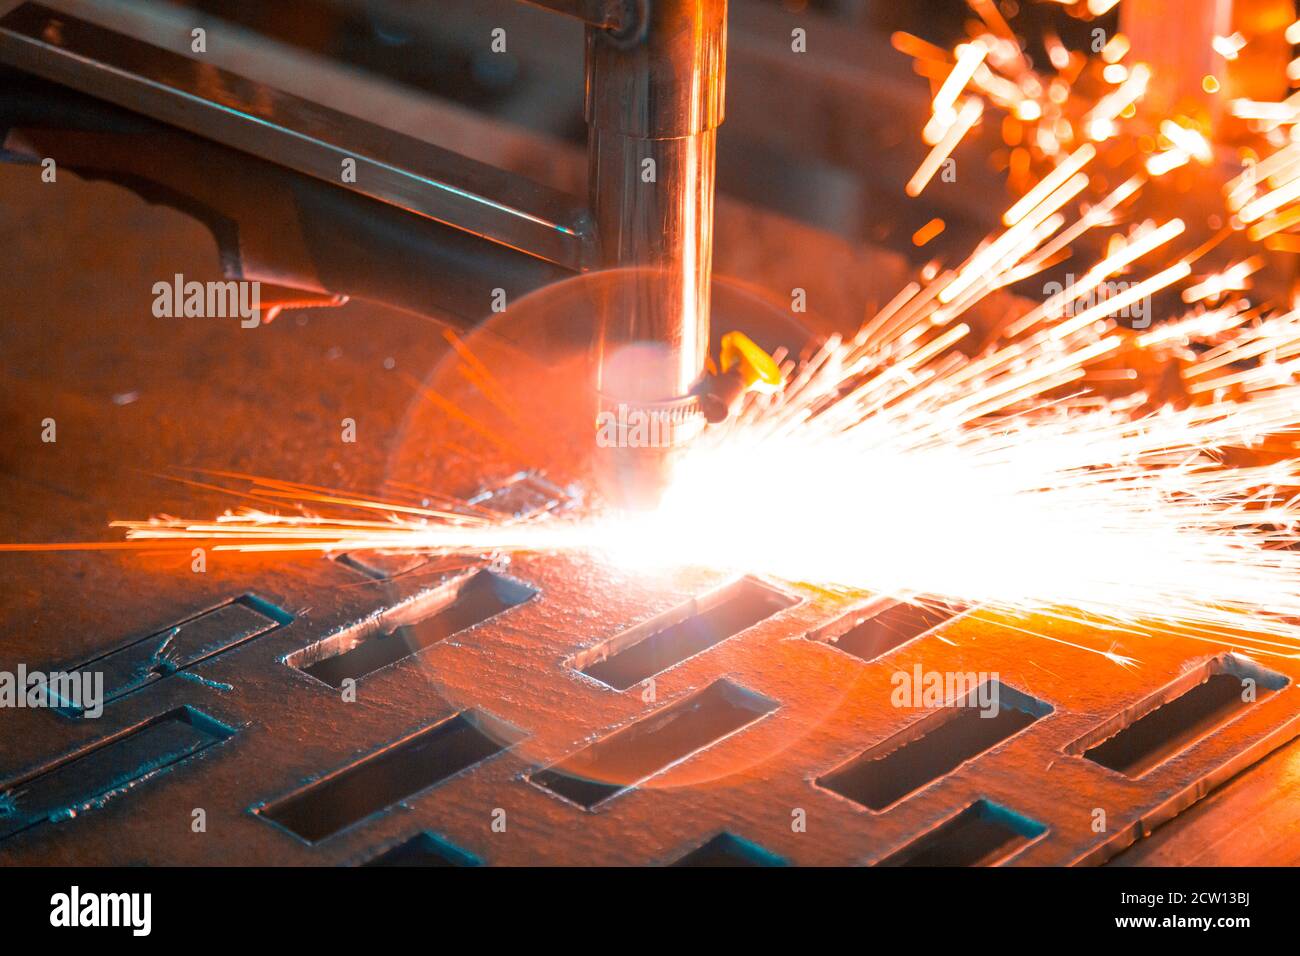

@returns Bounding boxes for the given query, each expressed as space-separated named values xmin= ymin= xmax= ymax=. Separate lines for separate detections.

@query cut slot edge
xmin=815 ymin=679 xmax=1052 ymax=812
xmin=285 ymin=569 xmax=537 ymax=687
xmin=528 ymin=678 xmax=779 ymax=811
xmin=875 ymin=799 xmax=1048 ymax=867
xmin=255 ymin=709 xmax=524 ymax=844
xmin=572 ymin=576 xmax=799 ymax=691
xmin=1068 ymin=653 xmax=1289 ymax=779
xmin=807 ymin=596 xmax=972 ymax=664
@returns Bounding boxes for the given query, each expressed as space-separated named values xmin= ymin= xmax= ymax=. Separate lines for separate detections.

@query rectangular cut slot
xmin=287 ymin=570 xmax=537 ymax=687
xmin=257 ymin=711 xmax=516 ymax=843
xmin=814 ymin=599 xmax=969 ymax=663
xmin=672 ymin=832 xmax=787 ymax=867
xmin=469 ymin=471 xmax=571 ymax=519
xmin=817 ymin=680 xmax=1051 ymax=811
xmin=1074 ymin=654 xmax=1289 ymax=778
xmin=335 ymin=550 xmax=432 ymax=581
xmin=575 ymin=577 xmax=798 ymax=691
xmin=877 ymin=799 xmax=1047 ymax=866
xmin=364 ymin=831 xmax=482 ymax=867
xmin=530 ymin=679 xmax=778 ymax=810
xmin=0 ymin=707 xmax=236 ymax=842
xmin=59 ymin=594 xmax=290 ymax=712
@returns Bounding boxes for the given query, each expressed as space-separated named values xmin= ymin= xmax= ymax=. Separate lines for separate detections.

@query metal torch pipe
xmin=586 ymin=0 xmax=726 ymax=432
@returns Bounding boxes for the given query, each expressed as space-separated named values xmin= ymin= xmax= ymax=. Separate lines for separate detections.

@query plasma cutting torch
xmin=0 ymin=0 xmax=783 ymax=507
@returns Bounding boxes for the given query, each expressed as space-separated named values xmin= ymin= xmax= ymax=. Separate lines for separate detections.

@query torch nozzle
xmin=594 ymin=331 xmax=783 ymax=509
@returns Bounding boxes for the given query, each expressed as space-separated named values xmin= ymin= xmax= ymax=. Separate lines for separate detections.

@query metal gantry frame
xmin=0 ymin=0 xmax=724 ymax=405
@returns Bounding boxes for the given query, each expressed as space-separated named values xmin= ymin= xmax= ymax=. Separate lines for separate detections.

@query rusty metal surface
xmin=4 ymin=152 xmax=1300 ymax=865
